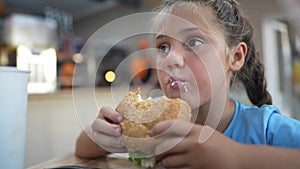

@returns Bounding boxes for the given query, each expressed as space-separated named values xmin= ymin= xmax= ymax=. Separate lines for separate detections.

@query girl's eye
xmin=158 ymin=43 xmax=170 ymax=53
xmin=185 ymin=38 xmax=203 ymax=49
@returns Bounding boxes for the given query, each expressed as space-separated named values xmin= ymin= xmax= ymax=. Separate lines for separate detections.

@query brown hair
xmin=154 ymin=0 xmax=272 ymax=107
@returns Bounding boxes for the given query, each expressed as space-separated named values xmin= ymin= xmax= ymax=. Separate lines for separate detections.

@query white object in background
xmin=263 ymin=19 xmax=293 ymax=117
xmin=0 ymin=66 xmax=30 ymax=169
xmin=17 ymin=46 xmax=57 ymax=94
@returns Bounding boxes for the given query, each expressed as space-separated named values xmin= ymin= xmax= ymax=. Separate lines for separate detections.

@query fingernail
xmin=116 ymin=116 xmax=123 ymax=123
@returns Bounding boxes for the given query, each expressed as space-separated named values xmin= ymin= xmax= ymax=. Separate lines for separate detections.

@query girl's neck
xmin=193 ymin=98 xmax=236 ymax=133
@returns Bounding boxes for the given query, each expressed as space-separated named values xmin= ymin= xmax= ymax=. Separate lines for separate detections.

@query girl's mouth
xmin=168 ymin=77 xmax=188 ymax=92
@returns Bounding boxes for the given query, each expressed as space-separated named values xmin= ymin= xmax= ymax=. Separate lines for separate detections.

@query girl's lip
xmin=167 ymin=76 xmax=187 ymax=90
xmin=170 ymin=81 xmax=184 ymax=88
xmin=168 ymin=76 xmax=184 ymax=84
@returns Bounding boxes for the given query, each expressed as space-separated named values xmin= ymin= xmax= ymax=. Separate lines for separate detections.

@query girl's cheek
xmin=156 ymin=71 xmax=168 ymax=93
xmin=156 ymin=69 xmax=163 ymax=80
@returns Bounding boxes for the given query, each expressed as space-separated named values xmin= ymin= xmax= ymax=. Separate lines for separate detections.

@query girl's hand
xmin=89 ymin=106 xmax=126 ymax=153
xmin=151 ymin=120 xmax=242 ymax=169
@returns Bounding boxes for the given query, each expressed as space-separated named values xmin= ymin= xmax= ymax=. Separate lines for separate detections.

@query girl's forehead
xmin=153 ymin=3 xmax=222 ymax=39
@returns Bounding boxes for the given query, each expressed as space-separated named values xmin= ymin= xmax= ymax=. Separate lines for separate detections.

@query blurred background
xmin=0 ymin=0 xmax=299 ymax=167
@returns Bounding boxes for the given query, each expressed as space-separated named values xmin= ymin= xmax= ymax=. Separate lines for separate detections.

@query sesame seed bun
xmin=116 ymin=88 xmax=191 ymax=155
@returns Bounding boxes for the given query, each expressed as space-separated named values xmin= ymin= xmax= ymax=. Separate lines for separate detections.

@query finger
xmin=105 ymin=147 xmax=127 ymax=153
xmin=93 ymin=132 xmax=122 ymax=149
xmin=151 ymin=120 xmax=193 ymax=137
xmin=100 ymin=106 xmax=123 ymax=124
xmin=155 ymin=137 xmax=187 ymax=157
xmin=95 ymin=142 xmax=127 ymax=153
xmin=92 ymin=118 xmax=121 ymax=137
xmin=83 ymin=124 xmax=94 ymax=138
xmin=161 ymin=154 xmax=189 ymax=168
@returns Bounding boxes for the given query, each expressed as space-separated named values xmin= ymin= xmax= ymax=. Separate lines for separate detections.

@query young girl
xmin=76 ymin=0 xmax=300 ymax=168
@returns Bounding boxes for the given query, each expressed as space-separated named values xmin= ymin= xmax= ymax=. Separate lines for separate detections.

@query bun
xmin=116 ymin=88 xmax=191 ymax=155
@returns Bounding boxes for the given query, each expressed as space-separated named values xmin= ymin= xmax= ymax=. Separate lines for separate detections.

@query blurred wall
xmin=239 ymin=0 xmax=281 ymax=60
xmin=25 ymin=88 xmax=129 ymax=167
xmin=25 ymin=92 xmax=81 ymax=167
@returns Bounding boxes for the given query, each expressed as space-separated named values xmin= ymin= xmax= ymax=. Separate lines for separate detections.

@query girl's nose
xmin=166 ymin=51 xmax=184 ymax=69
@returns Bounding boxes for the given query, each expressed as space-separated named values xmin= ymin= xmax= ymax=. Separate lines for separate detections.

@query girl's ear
xmin=229 ymin=42 xmax=247 ymax=71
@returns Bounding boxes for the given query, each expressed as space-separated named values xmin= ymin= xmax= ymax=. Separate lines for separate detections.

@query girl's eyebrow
xmin=178 ymin=27 xmax=200 ymax=34
xmin=155 ymin=34 xmax=168 ymax=41
xmin=155 ymin=27 xmax=203 ymax=40
xmin=155 ymin=33 xmax=165 ymax=39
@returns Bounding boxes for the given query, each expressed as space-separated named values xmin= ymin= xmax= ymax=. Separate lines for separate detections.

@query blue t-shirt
xmin=224 ymin=100 xmax=300 ymax=148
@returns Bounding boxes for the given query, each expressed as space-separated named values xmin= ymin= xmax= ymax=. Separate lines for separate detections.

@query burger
xmin=115 ymin=88 xmax=191 ymax=168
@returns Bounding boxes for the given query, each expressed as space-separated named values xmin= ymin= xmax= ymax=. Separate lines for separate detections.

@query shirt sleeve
xmin=266 ymin=111 xmax=300 ymax=148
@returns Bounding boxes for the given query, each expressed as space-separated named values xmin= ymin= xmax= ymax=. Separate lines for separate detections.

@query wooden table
xmin=27 ymin=153 xmax=140 ymax=169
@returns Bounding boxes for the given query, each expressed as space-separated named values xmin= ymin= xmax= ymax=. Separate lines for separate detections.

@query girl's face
xmin=154 ymin=4 xmax=230 ymax=109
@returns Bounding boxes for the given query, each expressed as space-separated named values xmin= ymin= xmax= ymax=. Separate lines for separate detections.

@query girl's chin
xmin=164 ymin=89 xmax=183 ymax=99
xmin=162 ymin=86 xmax=200 ymax=107
xmin=165 ymin=91 xmax=191 ymax=103
xmin=172 ymin=94 xmax=201 ymax=109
